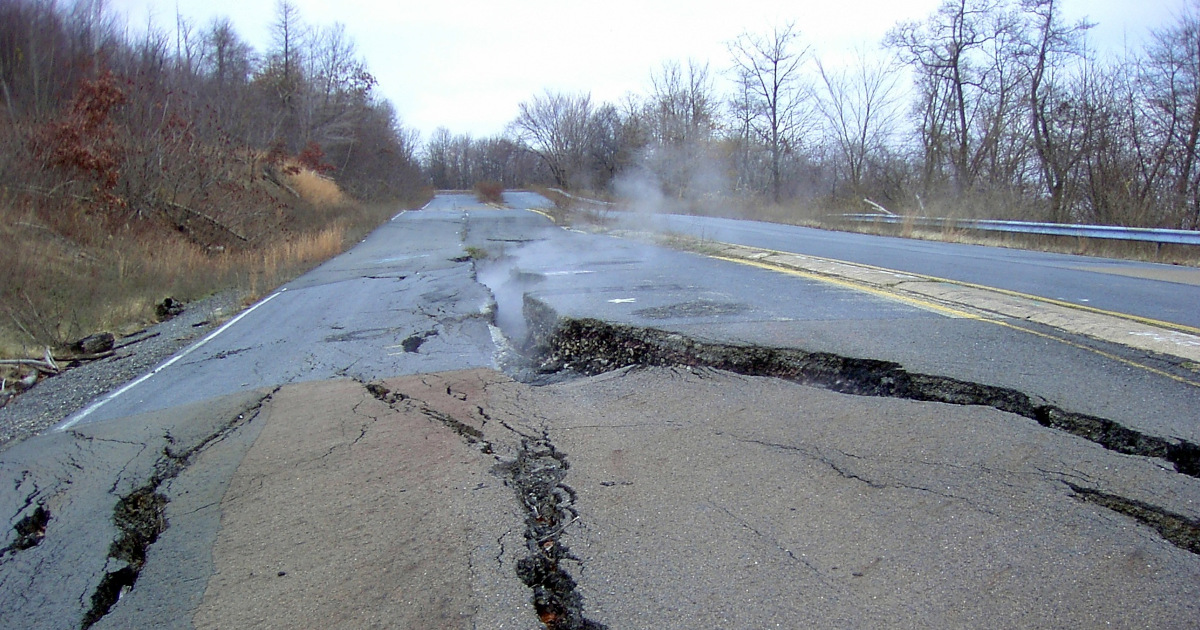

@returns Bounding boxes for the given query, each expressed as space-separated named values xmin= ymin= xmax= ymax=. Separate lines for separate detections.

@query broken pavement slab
xmin=0 ymin=388 xmax=274 ymax=630
xmin=193 ymin=373 xmax=537 ymax=630
xmin=517 ymin=366 xmax=1200 ymax=628
xmin=2 ymin=366 xmax=1199 ymax=628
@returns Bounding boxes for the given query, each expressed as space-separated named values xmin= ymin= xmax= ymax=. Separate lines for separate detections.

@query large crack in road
xmin=505 ymin=437 xmax=605 ymax=630
xmin=463 ymin=220 xmax=1200 ymax=625
xmin=522 ymin=297 xmax=1200 ymax=478
xmin=491 ymin=294 xmax=1200 ymax=559
xmin=76 ymin=389 xmax=277 ymax=629
xmin=363 ymin=376 xmax=605 ymax=630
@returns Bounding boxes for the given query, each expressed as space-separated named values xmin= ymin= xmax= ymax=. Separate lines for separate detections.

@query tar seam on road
xmin=56 ymin=289 xmax=285 ymax=431
xmin=709 ymin=253 xmax=1200 ymax=389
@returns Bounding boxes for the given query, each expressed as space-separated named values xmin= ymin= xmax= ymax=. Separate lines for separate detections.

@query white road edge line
xmin=56 ymin=289 xmax=286 ymax=431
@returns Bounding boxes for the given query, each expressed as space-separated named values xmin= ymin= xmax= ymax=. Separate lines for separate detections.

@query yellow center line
xmin=719 ymin=242 xmax=1200 ymax=337
xmin=709 ymin=255 xmax=986 ymax=320
xmin=526 ymin=208 xmax=557 ymax=224
xmin=990 ymin=319 xmax=1200 ymax=387
xmin=706 ymin=251 xmax=1200 ymax=389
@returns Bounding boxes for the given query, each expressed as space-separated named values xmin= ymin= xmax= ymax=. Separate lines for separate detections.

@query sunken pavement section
xmin=0 ymin=199 xmax=1198 ymax=628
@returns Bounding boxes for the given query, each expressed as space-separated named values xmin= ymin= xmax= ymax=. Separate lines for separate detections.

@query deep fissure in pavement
xmin=0 ymin=505 xmax=49 ymax=557
xmin=81 ymin=487 xmax=167 ymax=629
xmin=1067 ymin=483 xmax=1200 ymax=555
xmin=503 ymin=437 xmax=606 ymax=630
xmin=519 ymin=299 xmax=1200 ymax=556
xmin=362 ymin=381 xmax=600 ymax=627
xmin=79 ymin=394 xmax=272 ymax=629
xmin=525 ymin=309 xmax=1199 ymax=480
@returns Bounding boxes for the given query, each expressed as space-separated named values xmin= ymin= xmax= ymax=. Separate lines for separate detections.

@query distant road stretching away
xmin=614 ymin=212 xmax=1200 ymax=329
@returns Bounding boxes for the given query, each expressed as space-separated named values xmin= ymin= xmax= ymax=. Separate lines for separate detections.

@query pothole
xmin=1 ymin=505 xmax=50 ymax=557
xmin=401 ymin=330 xmax=438 ymax=353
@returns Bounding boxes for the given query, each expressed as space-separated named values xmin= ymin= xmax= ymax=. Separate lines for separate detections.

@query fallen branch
xmin=162 ymin=201 xmax=249 ymax=242
xmin=43 ymin=346 xmax=58 ymax=373
xmin=0 ymin=358 xmax=59 ymax=375
xmin=863 ymin=198 xmax=896 ymax=216
xmin=114 ymin=332 xmax=159 ymax=351
xmin=58 ymin=350 xmax=116 ymax=362
xmin=263 ymin=165 xmax=299 ymax=198
xmin=0 ymin=348 xmax=114 ymax=372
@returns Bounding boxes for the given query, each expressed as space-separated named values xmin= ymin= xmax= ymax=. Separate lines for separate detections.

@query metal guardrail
xmin=838 ymin=214 xmax=1200 ymax=246
xmin=547 ymin=188 xmax=615 ymax=206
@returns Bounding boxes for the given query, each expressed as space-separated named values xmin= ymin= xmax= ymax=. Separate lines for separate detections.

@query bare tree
xmin=201 ymin=18 xmax=253 ymax=89
xmin=424 ymin=127 xmax=455 ymax=188
xmin=303 ymin=22 xmax=375 ymax=154
xmin=887 ymin=0 xmax=1023 ymax=196
xmin=263 ymin=0 xmax=308 ymax=148
xmin=587 ymin=102 xmax=630 ymax=189
xmin=645 ymin=60 xmax=719 ymax=198
xmin=1019 ymin=0 xmax=1091 ymax=222
xmin=816 ymin=50 xmax=903 ymax=197
xmin=1142 ymin=3 xmax=1200 ymax=228
xmin=728 ymin=23 xmax=811 ymax=202
xmin=511 ymin=90 xmax=594 ymax=188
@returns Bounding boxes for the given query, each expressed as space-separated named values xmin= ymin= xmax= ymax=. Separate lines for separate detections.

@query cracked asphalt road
xmin=1 ymin=192 xmax=1198 ymax=629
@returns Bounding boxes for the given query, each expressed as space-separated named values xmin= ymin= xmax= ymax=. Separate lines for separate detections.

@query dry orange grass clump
xmin=289 ymin=167 xmax=349 ymax=208
xmin=474 ymin=181 xmax=505 ymax=205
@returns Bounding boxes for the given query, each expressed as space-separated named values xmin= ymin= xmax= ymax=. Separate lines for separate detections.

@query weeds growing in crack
xmin=79 ymin=391 xmax=273 ymax=629
xmin=503 ymin=437 xmax=605 ymax=630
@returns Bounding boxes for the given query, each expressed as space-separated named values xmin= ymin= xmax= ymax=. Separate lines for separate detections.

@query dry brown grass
xmin=473 ymin=181 xmax=505 ymax=205
xmin=0 ymin=176 xmax=418 ymax=359
xmin=290 ymin=168 xmax=349 ymax=208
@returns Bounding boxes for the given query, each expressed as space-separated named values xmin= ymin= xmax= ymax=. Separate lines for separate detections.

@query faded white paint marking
xmin=58 ymin=290 xmax=285 ymax=430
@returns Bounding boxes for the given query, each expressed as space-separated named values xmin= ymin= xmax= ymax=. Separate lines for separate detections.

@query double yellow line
xmin=708 ymin=248 xmax=1200 ymax=388
xmin=712 ymin=255 xmax=985 ymax=320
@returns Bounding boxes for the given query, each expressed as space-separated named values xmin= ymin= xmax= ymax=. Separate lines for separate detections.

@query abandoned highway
xmin=1 ymin=192 xmax=1198 ymax=628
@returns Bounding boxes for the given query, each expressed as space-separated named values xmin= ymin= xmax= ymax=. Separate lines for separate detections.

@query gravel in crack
xmin=0 ymin=291 xmax=247 ymax=450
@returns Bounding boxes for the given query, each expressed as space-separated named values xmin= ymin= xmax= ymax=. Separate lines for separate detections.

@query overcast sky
xmin=109 ymin=0 xmax=1189 ymax=141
